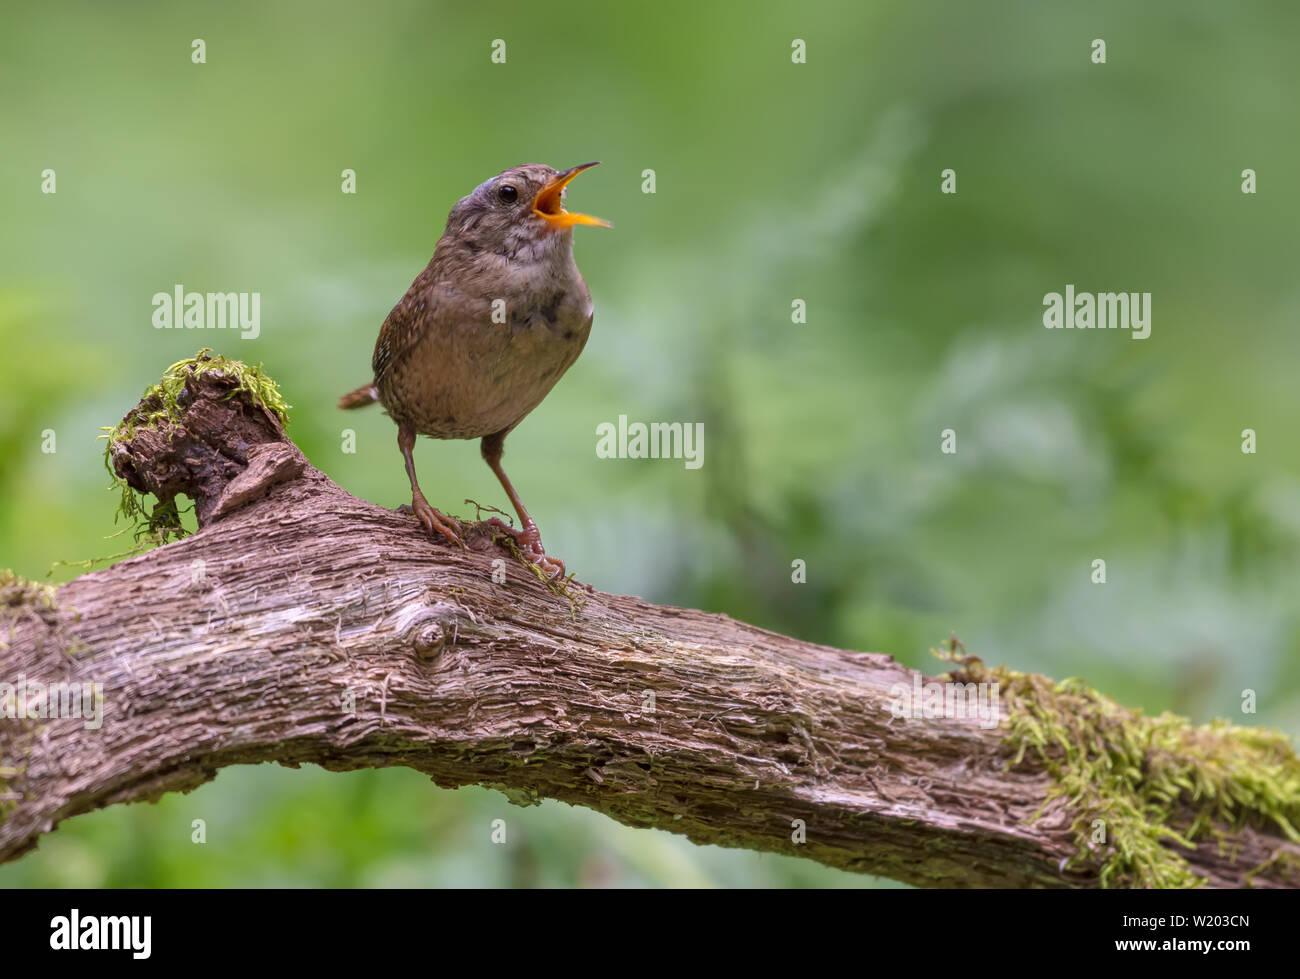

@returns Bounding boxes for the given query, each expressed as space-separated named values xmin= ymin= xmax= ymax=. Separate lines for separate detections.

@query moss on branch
xmin=941 ymin=640 xmax=1300 ymax=888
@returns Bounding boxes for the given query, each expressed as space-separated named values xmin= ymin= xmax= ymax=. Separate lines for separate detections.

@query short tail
xmin=338 ymin=383 xmax=379 ymax=410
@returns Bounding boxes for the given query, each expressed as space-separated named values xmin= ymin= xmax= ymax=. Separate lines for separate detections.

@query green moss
xmin=0 ymin=569 xmax=56 ymax=615
xmin=1246 ymin=847 xmax=1300 ymax=887
xmin=0 ymin=746 xmax=30 ymax=825
xmin=465 ymin=499 xmax=588 ymax=614
xmin=497 ymin=534 xmax=588 ymax=615
xmin=0 ymin=769 xmax=18 ymax=824
xmin=100 ymin=349 xmax=291 ymax=544
xmin=936 ymin=639 xmax=1300 ymax=888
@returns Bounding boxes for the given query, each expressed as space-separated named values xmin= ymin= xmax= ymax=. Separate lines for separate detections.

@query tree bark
xmin=1 ymin=359 xmax=1296 ymax=888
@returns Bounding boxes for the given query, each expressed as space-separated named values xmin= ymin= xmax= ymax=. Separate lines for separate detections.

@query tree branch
xmin=1 ymin=353 xmax=1297 ymax=888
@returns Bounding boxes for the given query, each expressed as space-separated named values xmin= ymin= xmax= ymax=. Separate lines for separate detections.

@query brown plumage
xmin=340 ymin=162 xmax=609 ymax=578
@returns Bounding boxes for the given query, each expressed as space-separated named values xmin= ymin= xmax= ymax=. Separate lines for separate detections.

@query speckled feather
xmin=370 ymin=164 xmax=595 ymax=441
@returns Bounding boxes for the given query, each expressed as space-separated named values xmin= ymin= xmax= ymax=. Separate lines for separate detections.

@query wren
xmin=340 ymin=162 xmax=609 ymax=579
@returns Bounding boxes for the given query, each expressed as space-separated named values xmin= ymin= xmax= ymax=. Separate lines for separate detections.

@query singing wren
xmin=339 ymin=162 xmax=609 ymax=578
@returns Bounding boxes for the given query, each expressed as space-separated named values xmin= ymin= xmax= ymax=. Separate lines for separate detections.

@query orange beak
xmin=532 ymin=161 xmax=611 ymax=230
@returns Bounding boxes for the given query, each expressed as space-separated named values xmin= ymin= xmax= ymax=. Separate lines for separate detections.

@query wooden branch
xmin=1 ymin=355 xmax=1297 ymax=888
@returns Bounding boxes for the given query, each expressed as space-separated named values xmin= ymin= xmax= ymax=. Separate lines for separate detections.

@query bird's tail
xmin=338 ymin=383 xmax=379 ymax=410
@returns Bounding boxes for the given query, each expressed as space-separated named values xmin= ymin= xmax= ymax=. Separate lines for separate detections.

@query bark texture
xmin=1 ymin=361 xmax=1296 ymax=888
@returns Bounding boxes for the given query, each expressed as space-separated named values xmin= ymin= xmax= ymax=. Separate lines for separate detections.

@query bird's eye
xmin=497 ymin=184 xmax=519 ymax=204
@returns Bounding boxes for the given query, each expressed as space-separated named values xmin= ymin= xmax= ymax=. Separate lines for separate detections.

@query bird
xmin=339 ymin=162 xmax=609 ymax=579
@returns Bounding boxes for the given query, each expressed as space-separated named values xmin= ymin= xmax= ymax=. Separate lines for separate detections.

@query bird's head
xmin=446 ymin=162 xmax=610 ymax=257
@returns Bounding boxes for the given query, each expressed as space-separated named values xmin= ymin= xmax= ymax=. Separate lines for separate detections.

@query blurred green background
xmin=2 ymin=0 xmax=1298 ymax=887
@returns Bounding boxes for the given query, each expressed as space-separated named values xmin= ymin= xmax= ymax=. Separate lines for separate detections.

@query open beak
xmin=533 ymin=161 xmax=611 ymax=230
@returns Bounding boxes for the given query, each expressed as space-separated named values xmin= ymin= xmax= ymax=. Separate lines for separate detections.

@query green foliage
xmin=1 ymin=0 xmax=1297 ymax=887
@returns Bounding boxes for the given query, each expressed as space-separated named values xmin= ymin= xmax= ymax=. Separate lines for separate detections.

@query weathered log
xmin=1 ymin=352 xmax=1296 ymax=888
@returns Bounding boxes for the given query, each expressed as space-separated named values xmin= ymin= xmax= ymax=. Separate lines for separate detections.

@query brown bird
xmin=339 ymin=162 xmax=609 ymax=578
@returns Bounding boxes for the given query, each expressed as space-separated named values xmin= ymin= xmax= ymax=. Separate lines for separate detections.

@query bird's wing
xmin=371 ymin=297 xmax=413 ymax=383
xmin=371 ymin=265 xmax=440 ymax=384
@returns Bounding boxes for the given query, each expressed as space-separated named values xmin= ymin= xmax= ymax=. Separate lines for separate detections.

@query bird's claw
xmin=400 ymin=497 xmax=462 ymax=546
xmin=486 ymin=517 xmax=566 ymax=580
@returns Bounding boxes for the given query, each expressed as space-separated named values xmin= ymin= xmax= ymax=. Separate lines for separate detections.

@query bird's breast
xmin=380 ymin=267 xmax=593 ymax=440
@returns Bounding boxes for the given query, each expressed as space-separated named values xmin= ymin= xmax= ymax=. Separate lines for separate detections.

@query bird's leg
xmin=480 ymin=430 xmax=565 ymax=579
xmin=397 ymin=424 xmax=461 ymax=545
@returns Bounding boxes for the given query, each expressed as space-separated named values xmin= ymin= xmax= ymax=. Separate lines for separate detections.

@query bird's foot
xmin=398 ymin=496 xmax=462 ymax=546
xmin=486 ymin=517 xmax=566 ymax=581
